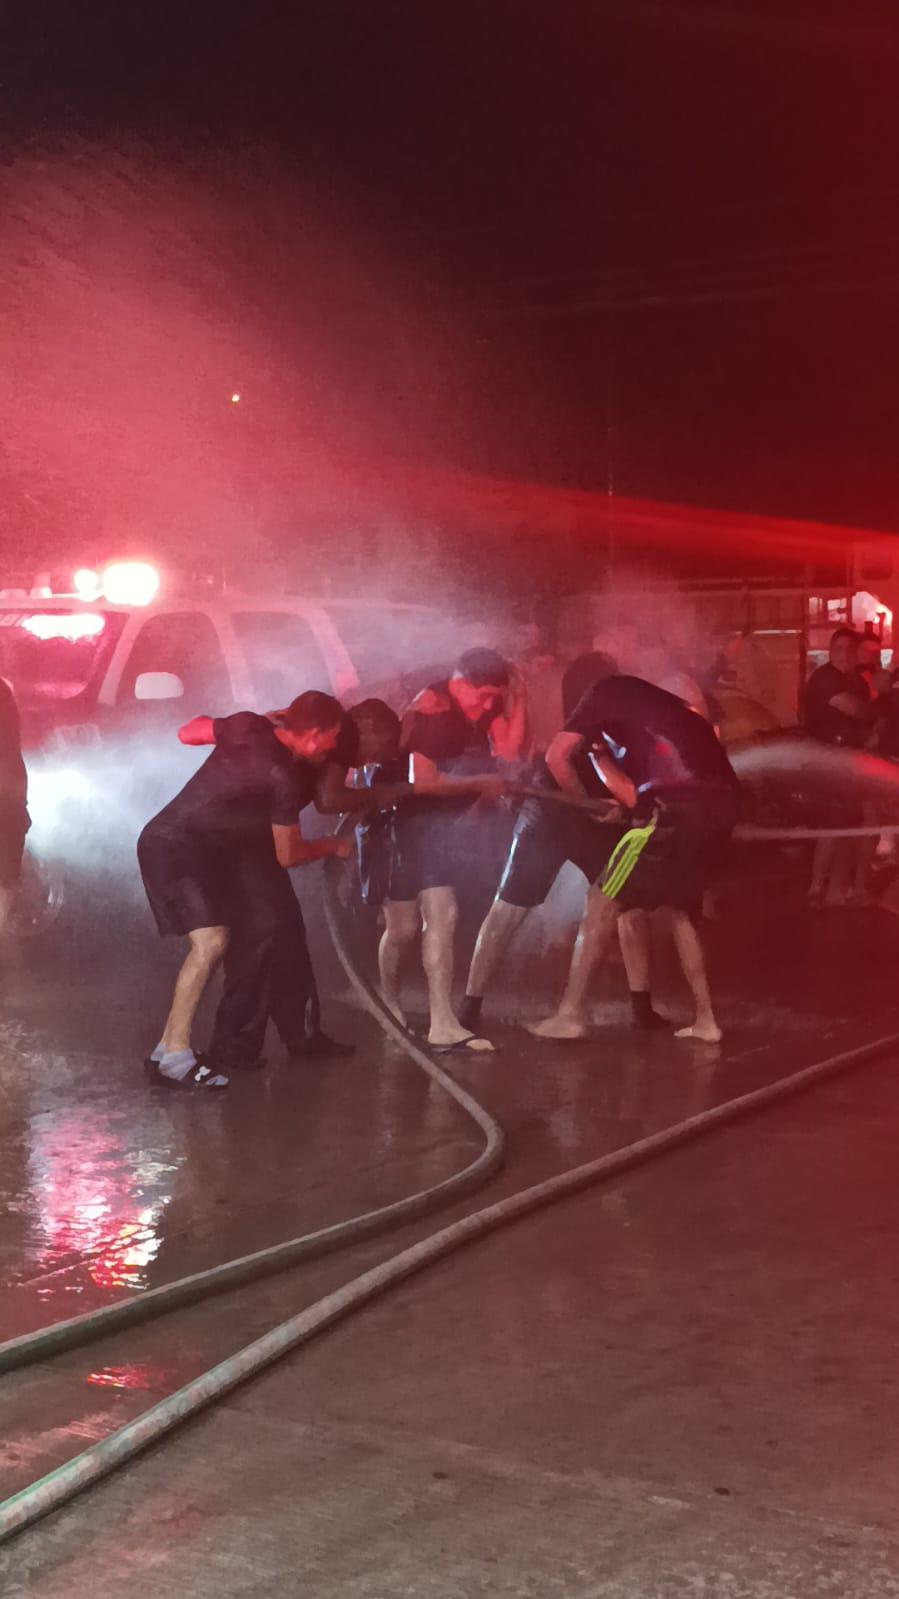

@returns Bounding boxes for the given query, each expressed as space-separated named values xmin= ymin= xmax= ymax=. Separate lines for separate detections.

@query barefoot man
xmin=528 ymin=663 xmax=739 ymax=1045
xmin=379 ymin=648 xmax=525 ymax=1051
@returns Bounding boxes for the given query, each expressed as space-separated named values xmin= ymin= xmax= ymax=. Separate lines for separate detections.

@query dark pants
xmin=209 ymin=858 xmax=320 ymax=1067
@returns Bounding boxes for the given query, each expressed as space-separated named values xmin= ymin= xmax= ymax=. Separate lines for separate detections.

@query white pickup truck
xmin=0 ymin=562 xmax=467 ymax=930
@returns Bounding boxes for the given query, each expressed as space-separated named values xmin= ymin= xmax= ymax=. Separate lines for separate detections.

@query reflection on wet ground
xmin=1 ymin=885 xmax=899 ymax=1517
xmin=1 ymin=894 xmax=898 ymax=1341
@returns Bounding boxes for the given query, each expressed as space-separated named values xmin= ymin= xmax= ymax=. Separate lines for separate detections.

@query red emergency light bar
xmin=21 ymin=613 xmax=106 ymax=641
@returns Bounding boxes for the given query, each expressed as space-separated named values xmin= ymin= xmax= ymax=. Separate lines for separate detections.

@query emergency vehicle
xmin=0 ymin=560 xmax=460 ymax=932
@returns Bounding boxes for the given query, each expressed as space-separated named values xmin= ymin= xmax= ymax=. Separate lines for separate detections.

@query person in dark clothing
xmin=205 ymin=698 xmax=409 ymax=1070
xmin=528 ymin=664 xmax=739 ymax=1045
xmin=339 ymin=700 xmax=408 ymax=910
xmin=138 ymin=691 xmax=348 ymax=1087
xmin=459 ymin=651 xmax=667 ymax=1035
xmin=804 ymin=627 xmax=875 ymax=906
xmin=0 ymin=677 xmax=29 ymax=933
xmin=379 ymin=648 xmax=525 ymax=1051
xmin=803 ymin=627 xmax=872 ymax=747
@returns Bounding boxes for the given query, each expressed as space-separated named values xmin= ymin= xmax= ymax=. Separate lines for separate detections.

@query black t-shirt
xmin=804 ymin=663 xmax=868 ymax=747
xmin=149 ymin=712 xmax=316 ymax=847
xmin=565 ymin=674 xmax=737 ymax=799
xmin=561 ymin=654 xmax=613 ymax=722
xmin=400 ymin=680 xmax=497 ymax=820
xmin=333 ymin=715 xmax=361 ymax=772
xmin=403 ymin=681 xmax=495 ymax=776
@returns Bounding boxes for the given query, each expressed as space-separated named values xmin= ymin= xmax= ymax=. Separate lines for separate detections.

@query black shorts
xmin=498 ymin=798 xmax=622 ymax=909
xmin=138 ymin=824 xmax=231 ymax=938
xmin=613 ymin=790 xmax=738 ymax=914
xmin=389 ymin=802 xmax=509 ymax=901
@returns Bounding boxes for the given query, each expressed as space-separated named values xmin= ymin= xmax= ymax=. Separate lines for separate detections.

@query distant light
xmin=21 ymin=613 xmax=106 ymax=641
xmin=231 ymin=392 xmax=241 ymax=404
xmin=101 ymin=561 xmax=160 ymax=607
xmin=73 ymin=567 xmax=100 ymax=600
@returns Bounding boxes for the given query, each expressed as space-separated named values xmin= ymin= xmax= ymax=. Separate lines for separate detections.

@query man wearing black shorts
xmin=194 ymin=698 xmax=409 ymax=1070
xmin=460 ymin=651 xmax=665 ymax=1035
xmin=380 ymin=648 xmax=525 ymax=1051
xmin=138 ymin=691 xmax=349 ymax=1087
xmin=528 ymin=664 xmax=739 ymax=1044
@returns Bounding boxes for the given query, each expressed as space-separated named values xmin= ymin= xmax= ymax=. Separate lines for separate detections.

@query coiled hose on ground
xmin=1 ymin=814 xmax=897 ymax=1544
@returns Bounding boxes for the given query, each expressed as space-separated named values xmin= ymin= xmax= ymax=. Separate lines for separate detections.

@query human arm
xmin=828 ymin=690 xmax=875 ymax=723
xmin=545 ymin=732 xmax=635 ymax=811
xmin=271 ymin=821 xmax=352 ymax=868
xmin=313 ymin=760 xmax=412 ymax=815
xmin=409 ymin=751 xmax=505 ymax=800
xmin=489 ymin=670 xmax=529 ymax=762
xmin=178 ymin=715 xmax=216 ymax=746
xmin=178 ymin=711 xmax=275 ymax=747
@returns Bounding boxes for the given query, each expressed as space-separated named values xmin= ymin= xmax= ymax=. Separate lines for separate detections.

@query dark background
xmin=2 ymin=2 xmax=899 ymax=593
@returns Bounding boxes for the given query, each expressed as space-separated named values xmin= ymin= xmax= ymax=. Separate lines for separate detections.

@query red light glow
xmin=72 ymin=568 xmax=100 ymax=600
xmin=87 ymin=1365 xmax=157 ymax=1391
xmin=21 ymin=613 xmax=106 ymax=641
xmin=101 ymin=561 xmax=160 ymax=606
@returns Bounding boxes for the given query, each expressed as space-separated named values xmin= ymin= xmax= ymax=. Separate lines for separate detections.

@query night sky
xmin=3 ymin=2 xmax=899 ymax=583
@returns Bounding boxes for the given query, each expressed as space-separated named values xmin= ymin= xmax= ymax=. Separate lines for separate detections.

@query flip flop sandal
xmin=430 ymin=1034 xmax=495 ymax=1055
xmin=151 ymin=1054 xmax=230 ymax=1089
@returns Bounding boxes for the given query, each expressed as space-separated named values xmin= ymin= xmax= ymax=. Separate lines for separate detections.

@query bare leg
xmin=378 ymin=900 xmax=420 ymax=1026
xmin=670 ymin=910 xmax=721 ymax=1043
xmin=465 ymin=897 xmax=530 ymax=1000
xmin=851 ymin=825 xmax=877 ymax=903
xmin=824 ymin=838 xmax=853 ymax=907
xmin=809 ymin=837 xmax=836 ymax=902
xmin=420 ymin=885 xmax=492 ymax=1048
xmin=160 ymin=926 xmax=229 ymax=1053
xmin=527 ymin=885 xmax=619 ymax=1039
xmin=617 ymin=908 xmax=650 ymax=989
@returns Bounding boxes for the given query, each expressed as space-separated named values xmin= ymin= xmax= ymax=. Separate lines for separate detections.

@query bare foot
xmin=525 ymin=1014 xmax=589 ymax=1040
xmin=675 ymin=1021 xmax=723 ymax=1044
xmin=428 ymin=1030 xmax=495 ymax=1053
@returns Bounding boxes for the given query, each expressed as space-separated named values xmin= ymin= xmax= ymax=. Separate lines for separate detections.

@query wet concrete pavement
xmin=2 ymin=880 xmax=899 ymax=1591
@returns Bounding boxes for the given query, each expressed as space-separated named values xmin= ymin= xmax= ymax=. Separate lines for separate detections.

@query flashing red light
xmin=101 ymin=561 xmax=160 ymax=606
xmin=230 ymin=392 xmax=241 ymax=403
xmin=73 ymin=567 xmax=100 ymax=600
xmin=21 ymin=613 xmax=106 ymax=641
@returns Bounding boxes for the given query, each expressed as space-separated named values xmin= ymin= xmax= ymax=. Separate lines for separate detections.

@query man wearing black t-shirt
xmin=460 ymin=650 xmax=664 ymax=1034
xmin=201 ymin=697 xmax=409 ymax=1070
xmin=528 ymin=664 xmax=739 ymax=1045
xmin=380 ymin=648 xmax=525 ymax=1050
xmin=803 ymin=627 xmax=872 ymax=748
xmin=138 ymin=691 xmax=348 ymax=1087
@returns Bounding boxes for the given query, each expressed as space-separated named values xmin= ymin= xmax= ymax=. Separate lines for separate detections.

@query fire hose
xmin=1 ymin=810 xmax=898 ymax=1544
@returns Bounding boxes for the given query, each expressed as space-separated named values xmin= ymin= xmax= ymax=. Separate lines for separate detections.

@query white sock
xmin=158 ymin=1049 xmax=197 ymax=1081
xmin=150 ymin=1042 xmax=165 ymax=1063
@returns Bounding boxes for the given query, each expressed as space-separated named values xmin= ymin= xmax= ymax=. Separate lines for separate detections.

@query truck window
xmin=232 ymin=611 xmax=331 ymax=709
xmin=118 ymin=613 xmax=233 ymax=709
xmin=0 ymin=611 xmax=125 ymax=708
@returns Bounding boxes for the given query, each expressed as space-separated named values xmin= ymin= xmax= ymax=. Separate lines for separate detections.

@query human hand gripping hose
xmin=3 ymin=809 xmax=899 ymax=1544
